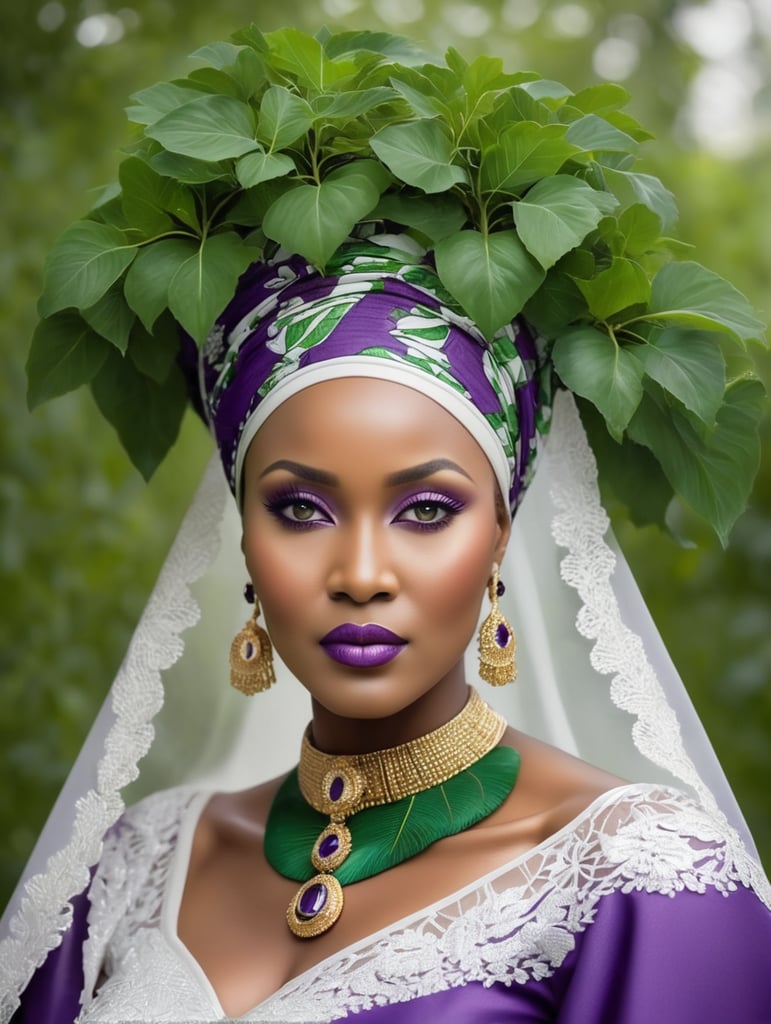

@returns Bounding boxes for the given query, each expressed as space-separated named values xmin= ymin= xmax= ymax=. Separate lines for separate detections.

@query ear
xmin=492 ymin=487 xmax=512 ymax=567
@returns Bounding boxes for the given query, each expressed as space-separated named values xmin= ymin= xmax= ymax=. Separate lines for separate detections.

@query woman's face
xmin=241 ymin=377 xmax=510 ymax=727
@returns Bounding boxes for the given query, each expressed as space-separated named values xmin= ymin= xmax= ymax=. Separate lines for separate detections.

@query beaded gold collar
xmin=278 ymin=688 xmax=509 ymax=938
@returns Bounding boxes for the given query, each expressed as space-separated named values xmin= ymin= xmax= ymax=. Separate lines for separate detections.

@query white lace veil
xmin=0 ymin=389 xmax=765 ymax=1022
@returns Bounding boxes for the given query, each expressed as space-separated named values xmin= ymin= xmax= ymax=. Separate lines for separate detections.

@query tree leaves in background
xmin=38 ymin=222 xmax=137 ymax=316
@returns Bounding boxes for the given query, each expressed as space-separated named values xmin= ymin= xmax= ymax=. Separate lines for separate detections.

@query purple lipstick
xmin=320 ymin=623 xmax=407 ymax=668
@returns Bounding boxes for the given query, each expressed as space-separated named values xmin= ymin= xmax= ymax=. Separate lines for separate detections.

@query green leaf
xmin=267 ymin=27 xmax=355 ymax=92
xmin=126 ymin=82 xmax=208 ymax=126
xmin=124 ymin=238 xmax=197 ymax=332
xmin=575 ymin=258 xmax=650 ymax=320
xmin=628 ymin=379 xmax=766 ymax=545
xmin=119 ymin=157 xmax=198 ymax=236
xmin=91 ymin=347 xmax=188 ymax=480
xmin=370 ymin=121 xmax=467 ymax=193
xmin=519 ymin=79 xmax=573 ymax=101
xmin=522 ymin=271 xmax=585 ymax=337
xmin=570 ymin=83 xmax=630 ymax=116
xmin=616 ymin=203 xmax=663 ymax=255
xmin=374 ymin=192 xmax=466 ymax=241
xmin=513 ymin=176 xmax=617 ymax=269
xmin=190 ymin=41 xmax=244 ymax=69
xmin=642 ymin=261 xmax=766 ymax=345
xmin=236 ymin=149 xmax=296 ymax=188
xmin=38 ymin=221 xmax=137 ymax=317
xmin=390 ymin=76 xmax=450 ymax=119
xmin=167 ymin=232 xmax=256 ymax=344
xmin=552 ymin=325 xmax=644 ymax=438
xmin=82 ymin=281 xmax=136 ymax=352
xmin=564 ymin=114 xmax=638 ymax=154
xmin=311 ymin=87 xmax=397 ymax=120
xmin=480 ymin=122 xmax=577 ymax=194
xmin=186 ymin=66 xmax=241 ymax=98
xmin=27 ymin=312 xmax=112 ymax=408
xmin=322 ymin=29 xmax=428 ymax=65
xmin=149 ymin=150 xmax=231 ymax=185
xmin=602 ymin=167 xmax=678 ymax=232
xmin=256 ymin=86 xmax=313 ymax=150
xmin=262 ymin=161 xmax=389 ymax=268
xmin=147 ymin=94 xmax=259 ymax=161
xmin=434 ymin=229 xmax=544 ymax=339
xmin=127 ymin=313 xmax=180 ymax=384
xmin=629 ymin=329 xmax=726 ymax=425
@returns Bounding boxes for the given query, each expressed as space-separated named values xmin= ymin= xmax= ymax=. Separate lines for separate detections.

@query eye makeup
xmin=391 ymin=490 xmax=467 ymax=532
xmin=263 ymin=486 xmax=335 ymax=530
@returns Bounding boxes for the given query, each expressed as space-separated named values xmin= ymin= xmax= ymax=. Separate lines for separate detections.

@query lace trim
xmin=78 ymin=783 xmax=767 ymax=1024
xmin=0 ymin=460 xmax=227 ymax=1024
xmin=543 ymin=393 xmax=771 ymax=909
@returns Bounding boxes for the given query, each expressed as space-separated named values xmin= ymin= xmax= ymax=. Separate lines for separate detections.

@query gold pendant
xmin=286 ymin=874 xmax=344 ymax=938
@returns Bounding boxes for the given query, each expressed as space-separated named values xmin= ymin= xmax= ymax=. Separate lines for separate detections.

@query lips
xmin=320 ymin=623 xmax=407 ymax=668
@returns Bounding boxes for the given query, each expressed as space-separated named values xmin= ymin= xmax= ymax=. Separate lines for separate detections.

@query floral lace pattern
xmin=79 ymin=782 xmax=769 ymax=1023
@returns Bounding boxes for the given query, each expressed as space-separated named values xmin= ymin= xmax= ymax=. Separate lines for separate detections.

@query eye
xmin=264 ymin=489 xmax=333 ymax=529
xmin=393 ymin=492 xmax=465 ymax=531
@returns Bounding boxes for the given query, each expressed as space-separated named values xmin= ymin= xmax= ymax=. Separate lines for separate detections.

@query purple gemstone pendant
xmin=311 ymin=822 xmax=352 ymax=872
xmin=287 ymin=874 xmax=344 ymax=939
xmin=495 ymin=622 xmax=510 ymax=648
xmin=318 ymin=762 xmax=364 ymax=816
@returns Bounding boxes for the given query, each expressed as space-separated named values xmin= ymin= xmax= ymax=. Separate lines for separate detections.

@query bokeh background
xmin=2 ymin=0 xmax=770 ymax=907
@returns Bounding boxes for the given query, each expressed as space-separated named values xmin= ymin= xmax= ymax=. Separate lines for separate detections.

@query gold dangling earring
xmin=230 ymin=583 xmax=276 ymax=695
xmin=478 ymin=563 xmax=517 ymax=686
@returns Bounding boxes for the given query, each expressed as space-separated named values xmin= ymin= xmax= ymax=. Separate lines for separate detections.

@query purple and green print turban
xmin=193 ymin=237 xmax=552 ymax=516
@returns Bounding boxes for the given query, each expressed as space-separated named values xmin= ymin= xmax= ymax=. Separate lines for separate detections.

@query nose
xmin=326 ymin=518 xmax=398 ymax=604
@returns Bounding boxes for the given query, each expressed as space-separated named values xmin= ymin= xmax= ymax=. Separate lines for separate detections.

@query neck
xmin=308 ymin=671 xmax=469 ymax=755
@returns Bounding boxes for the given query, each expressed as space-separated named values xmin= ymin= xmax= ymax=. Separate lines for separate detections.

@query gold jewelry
xmin=286 ymin=688 xmax=506 ymax=938
xmin=229 ymin=598 xmax=275 ymax=694
xmin=478 ymin=563 xmax=517 ymax=686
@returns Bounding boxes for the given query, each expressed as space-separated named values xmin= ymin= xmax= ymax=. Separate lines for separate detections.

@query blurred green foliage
xmin=1 ymin=0 xmax=770 ymax=909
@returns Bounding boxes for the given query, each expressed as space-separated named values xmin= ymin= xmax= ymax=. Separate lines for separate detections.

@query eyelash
xmin=263 ymin=489 xmax=465 ymax=533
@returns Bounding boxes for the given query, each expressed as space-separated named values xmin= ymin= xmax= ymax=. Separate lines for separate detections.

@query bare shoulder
xmin=188 ymin=773 xmax=288 ymax=869
xmin=498 ymin=726 xmax=628 ymax=841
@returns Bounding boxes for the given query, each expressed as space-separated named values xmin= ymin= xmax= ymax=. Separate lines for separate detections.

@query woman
xmin=4 ymin=25 xmax=771 ymax=1023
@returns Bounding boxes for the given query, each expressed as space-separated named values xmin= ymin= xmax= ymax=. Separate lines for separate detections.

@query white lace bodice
xmin=77 ymin=782 xmax=770 ymax=1023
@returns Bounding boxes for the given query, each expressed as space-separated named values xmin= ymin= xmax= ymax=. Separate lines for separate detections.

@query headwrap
xmin=190 ymin=238 xmax=552 ymax=514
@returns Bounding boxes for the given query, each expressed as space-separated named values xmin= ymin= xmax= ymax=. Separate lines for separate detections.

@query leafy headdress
xmin=29 ymin=26 xmax=767 ymax=542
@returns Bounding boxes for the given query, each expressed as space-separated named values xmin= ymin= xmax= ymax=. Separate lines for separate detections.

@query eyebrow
xmin=258 ymin=458 xmax=473 ymax=486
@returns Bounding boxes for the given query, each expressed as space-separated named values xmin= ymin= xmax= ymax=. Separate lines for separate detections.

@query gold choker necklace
xmin=283 ymin=688 xmax=507 ymax=938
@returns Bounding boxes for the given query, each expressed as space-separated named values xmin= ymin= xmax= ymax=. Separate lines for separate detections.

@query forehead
xmin=244 ymin=377 xmax=496 ymax=484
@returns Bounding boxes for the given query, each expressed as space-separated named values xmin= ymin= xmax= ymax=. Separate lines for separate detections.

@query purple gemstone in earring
xmin=495 ymin=622 xmax=510 ymax=647
xmin=496 ymin=580 xmax=505 ymax=597
xmin=244 ymin=641 xmax=255 ymax=660
xmin=328 ymin=776 xmax=345 ymax=802
xmin=244 ymin=582 xmax=255 ymax=604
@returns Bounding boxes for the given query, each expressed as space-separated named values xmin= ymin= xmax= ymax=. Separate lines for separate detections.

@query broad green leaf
xmin=263 ymin=161 xmax=388 ymax=267
xmin=119 ymin=157 xmax=198 ymax=236
xmin=552 ymin=325 xmax=644 ymax=438
xmin=27 ymin=312 xmax=112 ymax=408
xmin=617 ymin=203 xmax=662 ymax=255
xmin=390 ymin=76 xmax=450 ymax=119
xmin=570 ymin=83 xmax=630 ymax=116
xmin=147 ymin=94 xmax=259 ymax=161
xmin=167 ymin=232 xmax=256 ymax=344
xmin=127 ymin=313 xmax=180 ymax=383
xmin=480 ymin=122 xmax=577 ymax=194
xmin=434 ymin=229 xmax=544 ymax=339
xmin=513 ymin=175 xmax=617 ymax=269
xmin=519 ymin=79 xmax=573 ymax=101
xmin=374 ymin=192 xmax=466 ymax=241
xmin=370 ymin=121 xmax=467 ymax=193
xmin=575 ymin=258 xmax=650 ymax=320
xmin=150 ymin=150 xmax=231 ymax=185
xmin=257 ymin=86 xmax=313 ymax=150
xmin=187 ymin=67 xmax=240 ymax=98
xmin=642 ymin=261 xmax=766 ymax=345
xmin=602 ymin=167 xmax=678 ymax=232
xmin=311 ymin=87 xmax=397 ymax=120
xmin=322 ymin=29 xmax=429 ymax=65
xmin=236 ymin=149 xmax=296 ymax=188
xmin=564 ymin=114 xmax=638 ymax=154
xmin=522 ymin=271 xmax=585 ymax=337
xmin=228 ymin=46 xmax=267 ymax=100
xmin=628 ymin=379 xmax=766 ymax=545
xmin=91 ymin=347 xmax=188 ymax=480
xmin=231 ymin=23 xmax=269 ymax=53
xmin=190 ymin=41 xmax=244 ymax=69
xmin=267 ymin=27 xmax=355 ymax=92
xmin=126 ymin=82 xmax=208 ymax=126
xmin=39 ymin=221 xmax=137 ymax=317
xmin=629 ymin=328 xmax=726 ymax=425
xmin=124 ymin=238 xmax=198 ymax=332
xmin=82 ymin=281 xmax=136 ymax=352
xmin=486 ymin=88 xmax=554 ymax=133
